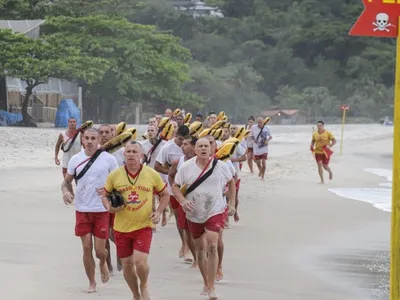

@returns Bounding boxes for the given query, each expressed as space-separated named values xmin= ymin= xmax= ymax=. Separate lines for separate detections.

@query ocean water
xmin=329 ymin=168 xmax=392 ymax=212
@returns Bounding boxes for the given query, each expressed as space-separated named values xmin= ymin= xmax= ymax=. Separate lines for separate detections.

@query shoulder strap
xmin=74 ymin=149 xmax=103 ymax=181
xmin=145 ymin=138 xmax=163 ymax=164
xmin=185 ymin=158 xmax=218 ymax=196
xmin=256 ymin=126 xmax=265 ymax=141
xmin=61 ymin=131 xmax=80 ymax=153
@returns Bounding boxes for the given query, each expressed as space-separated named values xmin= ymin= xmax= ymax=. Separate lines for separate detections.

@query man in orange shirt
xmin=102 ymin=141 xmax=169 ymax=300
xmin=310 ymin=120 xmax=336 ymax=184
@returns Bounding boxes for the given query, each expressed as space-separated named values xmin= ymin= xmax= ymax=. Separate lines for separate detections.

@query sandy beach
xmin=0 ymin=123 xmax=393 ymax=299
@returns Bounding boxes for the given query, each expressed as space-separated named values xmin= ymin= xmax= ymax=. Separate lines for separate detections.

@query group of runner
xmin=56 ymin=110 xmax=335 ymax=300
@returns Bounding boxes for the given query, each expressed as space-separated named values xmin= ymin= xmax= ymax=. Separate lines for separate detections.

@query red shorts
xmin=177 ymin=205 xmax=188 ymax=230
xmin=114 ymin=227 xmax=153 ymax=258
xmin=254 ymin=153 xmax=268 ymax=160
xmin=75 ymin=211 xmax=110 ymax=239
xmin=222 ymin=206 xmax=229 ymax=224
xmin=315 ymin=153 xmax=330 ymax=165
xmin=187 ymin=213 xmax=224 ymax=239
xmin=235 ymin=178 xmax=241 ymax=191
xmin=170 ymin=195 xmax=180 ymax=210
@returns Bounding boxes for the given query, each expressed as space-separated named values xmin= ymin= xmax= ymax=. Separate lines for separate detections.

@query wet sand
xmin=0 ymin=124 xmax=393 ymax=299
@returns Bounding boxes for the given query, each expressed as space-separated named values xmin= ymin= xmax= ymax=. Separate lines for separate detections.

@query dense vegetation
xmin=0 ymin=0 xmax=395 ymax=122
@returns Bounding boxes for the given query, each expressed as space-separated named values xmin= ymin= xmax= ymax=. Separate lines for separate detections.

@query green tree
xmin=0 ymin=28 xmax=108 ymax=125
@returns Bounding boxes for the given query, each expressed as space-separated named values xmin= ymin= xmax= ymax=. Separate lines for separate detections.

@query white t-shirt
xmin=67 ymin=151 xmax=119 ymax=212
xmin=113 ymin=147 xmax=125 ymax=167
xmin=175 ymin=157 xmax=233 ymax=223
xmin=225 ymin=159 xmax=236 ymax=177
xmin=177 ymin=155 xmax=186 ymax=170
xmin=250 ymin=125 xmax=271 ymax=155
xmin=141 ymin=139 xmax=166 ymax=169
xmin=141 ymin=139 xmax=167 ymax=182
xmin=230 ymin=144 xmax=246 ymax=177
xmin=61 ymin=132 xmax=82 ymax=168
xmin=156 ymin=139 xmax=183 ymax=193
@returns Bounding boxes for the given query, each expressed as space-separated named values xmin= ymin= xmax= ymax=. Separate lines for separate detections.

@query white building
xmin=175 ymin=1 xmax=224 ymax=18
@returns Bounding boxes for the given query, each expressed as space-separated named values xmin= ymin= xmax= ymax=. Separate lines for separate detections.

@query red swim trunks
xmin=75 ymin=211 xmax=110 ymax=239
xmin=187 ymin=214 xmax=225 ymax=239
xmin=169 ymin=195 xmax=180 ymax=210
xmin=177 ymin=205 xmax=188 ymax=230
xmin=254 ymin=153 xmax=268 ymax=160
xmin=113 ymin=227 xmax=153 ymax=258
xmin=315 ymin=153 xmax=330 ymax=165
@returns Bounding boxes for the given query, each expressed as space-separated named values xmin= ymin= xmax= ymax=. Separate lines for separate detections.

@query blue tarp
xmin=0 ymin=110 xmax=23 ymax=126
xmin=55 ymin=99 xmax=81 ymax=128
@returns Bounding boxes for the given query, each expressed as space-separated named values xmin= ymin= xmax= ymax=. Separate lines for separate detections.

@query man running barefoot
xmin=245 ymin=116 xmax=255 ymax=173
xmin=102 ymin=141 xmax=169 ymax=300
xmin=168 ymin=136 xmax=198 ymax=266
xmin=205 ymin=135 xmax=236 ymax=281
xmin=250 ymin=117 xmax=272 ymax=180
xmin=55 ymin=117 xmax=82 ymax=178
xmin=310 ymin=120 xmax=336 ymax=184
xmin=155 ymin=125 xmax=189 ymax=258
xmin=172 ymin=138 xmax=236 ymax=300
xmin=61 ymin=128 xmax=119 ymax=293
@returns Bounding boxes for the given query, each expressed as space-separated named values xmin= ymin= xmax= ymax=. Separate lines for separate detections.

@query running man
xmin=102 ymin=141 xmax=169 ymax=300
xmin=55 ymin=117 xmax=82 ymax=177
xmin=245 ymin=116 xmax=255 ymax=173
xmin=172 ymin=138 xmax=236 ymax=300
xmin=140 ymin=124 xmax=168 ymax=227
xmin=204 ymin=135 xmax=236 ymax=282
xmin=168 ymin=136 xmax=198 ymax=266
xmin=61 ymin=128 xmax=119 ymax=293
xmin=250 ymin=117 xmax=272 ymax=180
xmin=154 ymin=125 xmax=189 ymax=257
xmin=310 ymin=120 xmax=336 ymax=184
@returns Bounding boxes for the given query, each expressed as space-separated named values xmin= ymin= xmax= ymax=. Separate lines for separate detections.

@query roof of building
xmin=0 ymin=20 xmax=44 ymax=34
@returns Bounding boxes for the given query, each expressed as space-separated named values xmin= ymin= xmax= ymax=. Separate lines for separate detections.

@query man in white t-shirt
xmin=250 ymin=117 xmax=272 ymax=180
xmin=168 ymin=135 xmax=198 ymax=266
xmin=140 ymin=124 xmax=167 ymax=226
xmin=155 ymin=125 xmax=189 ymax=257
xmin=61 ymin=128 xmax=119 ymax=293
xmin=172 ymin=138 xmax=236 ymax=299
xmin=204 ymin=134 xmax=236 ymax=282
xmin=221 ymin=127 xmax=246 ymax=223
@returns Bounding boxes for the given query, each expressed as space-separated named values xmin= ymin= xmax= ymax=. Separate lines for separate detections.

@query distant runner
xmin=250 ymin=117 xmax=272 ymax=180
xmin=54 ymin=117 xmax=82 ymax=177
xmin=245 ymin=116 xmax=255 ymax=173
xmin=310 ymin=120 xmax=336 ymax=184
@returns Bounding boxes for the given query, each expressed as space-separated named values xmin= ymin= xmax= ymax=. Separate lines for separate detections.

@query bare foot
xmin=184 ymin=252 xmax=194 ymax=263
xmin=234 ymin=213 xmax=240 ymax=222
xmin=140 ymin=284 xmax=150 ymax=300
xmin=201 ymin=286 xmax=209 ymax=295
xmin=216 ymin=269 xmax=224 ymax=281
xmin=100 ymin=261 xmax=110 ymax=283
xmin=161 ymin=213 xmax=167 ymax=227
xmin=179 ymin=245 xmax=184 ymax=258
xmin=87 ymin=283 xmax=96 ymax=293
xmin=208 ymin=288 xmax=218 ymax=300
